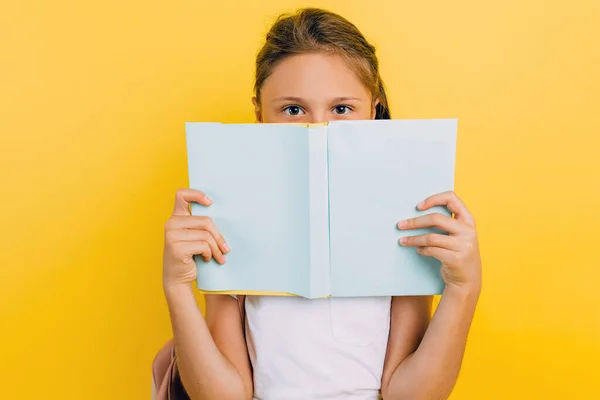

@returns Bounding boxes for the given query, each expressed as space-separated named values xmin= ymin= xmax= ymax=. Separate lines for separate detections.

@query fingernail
xmin=399 ymin=237 xmax=408 ymax=245
xmin=222 ymin=241 xmax=230 ymax=253
xmin=397 ymin=220 xmax=407 ymax=229
xmin=204 ymin=196 xmax=212 ymax=205
xmin=417 ymin=201 xmax=425 ymax=210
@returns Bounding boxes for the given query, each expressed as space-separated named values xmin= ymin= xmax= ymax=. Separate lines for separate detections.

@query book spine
xmin=308 ymin=125 xmax=331 ymax=298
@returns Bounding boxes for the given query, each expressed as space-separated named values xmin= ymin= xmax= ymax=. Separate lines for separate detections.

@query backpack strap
xmin=237 ymin=295 xmax=247 ymax=336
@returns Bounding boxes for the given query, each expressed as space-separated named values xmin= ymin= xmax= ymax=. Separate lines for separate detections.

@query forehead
xmin=260 ymin=53 xmax=371 ymax=102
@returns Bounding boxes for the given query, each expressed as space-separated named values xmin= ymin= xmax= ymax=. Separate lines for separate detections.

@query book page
xmin=327 ymin=119 xmax=457 ymax=297
xmin=186 ymin=123 xmax=316 ymax=297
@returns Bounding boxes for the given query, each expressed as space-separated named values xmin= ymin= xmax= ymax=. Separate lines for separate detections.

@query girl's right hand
xmin=162 ymin=188 xmax=229 ymax=291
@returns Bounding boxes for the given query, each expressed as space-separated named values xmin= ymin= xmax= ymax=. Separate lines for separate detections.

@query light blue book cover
xmin=185 ymin=119 xmax=457 ymax=298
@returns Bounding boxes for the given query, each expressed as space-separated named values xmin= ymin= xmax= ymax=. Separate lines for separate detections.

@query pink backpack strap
xmin=153 ymin=340 xmax=189 ymax=400
xmin=237 ymin=295 xmax=247 ymax=335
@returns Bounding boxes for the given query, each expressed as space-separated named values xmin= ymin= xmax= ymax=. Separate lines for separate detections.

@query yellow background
xmin=1 ymin=0 xmax=599 ymax=398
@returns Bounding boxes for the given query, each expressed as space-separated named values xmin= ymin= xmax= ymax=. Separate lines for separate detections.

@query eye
xmin=333 ymin=105 xmax=352 ymax=115
xmin=283 ymin=105 xmax=305 ymax=116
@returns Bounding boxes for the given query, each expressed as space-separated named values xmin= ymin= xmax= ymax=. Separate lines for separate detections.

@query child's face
xmin=254 ymin=53 xmax=377 ymax=124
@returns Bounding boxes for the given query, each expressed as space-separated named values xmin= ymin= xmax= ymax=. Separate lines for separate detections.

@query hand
xmin=397 ymin=191 xmax=482 ymax=295
xmin=163 ymin=188 xmax=229 ymax=291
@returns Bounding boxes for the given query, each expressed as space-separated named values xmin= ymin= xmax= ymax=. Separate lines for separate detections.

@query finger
xmin=167 ymin=229 xmax=226 ymax=264
xmin=176 ymin=241 xmax=213 ymax=264
xmin=173 ymin=188 xmax=213 ymax=216
xmin=399 ymin=233 xmax=459 ymax=251
xmin=166 ymin=216 xmax=229 ymax=254
xmin=416 ymin=246 xmax=456 ymax=264
xmin=417 ymin=191 xmax=475 ymax=226
xmin=397 ymin=213 xmax=467 ymax=235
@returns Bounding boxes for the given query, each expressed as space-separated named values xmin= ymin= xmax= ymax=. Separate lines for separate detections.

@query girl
xmin=161 ymin=8 xmax=482 ymax=400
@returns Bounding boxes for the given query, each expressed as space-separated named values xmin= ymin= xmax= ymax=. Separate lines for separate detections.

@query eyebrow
xmin=271 ymin=96 xmax=363 ymax=103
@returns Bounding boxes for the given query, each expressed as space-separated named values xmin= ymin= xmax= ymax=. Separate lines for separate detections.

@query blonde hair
xmin=254 ymin=8 xmax=391 ymax=119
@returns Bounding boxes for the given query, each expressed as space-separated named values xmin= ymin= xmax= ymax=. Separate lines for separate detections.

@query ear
xmin=252 ymin=96 xmax=262 ymax=122
xmin=371 ymin=99 xmax=380 ymax=120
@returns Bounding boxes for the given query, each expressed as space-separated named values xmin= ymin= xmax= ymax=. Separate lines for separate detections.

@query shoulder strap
xmin=237 ymin=295 xmax=246 ymax=328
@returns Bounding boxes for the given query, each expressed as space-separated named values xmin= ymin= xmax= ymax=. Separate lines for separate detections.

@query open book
xmin=186 ymin=119 xmax=457 ymax=298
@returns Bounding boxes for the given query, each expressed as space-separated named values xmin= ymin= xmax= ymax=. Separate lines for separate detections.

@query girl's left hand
xmin=397 ymin=191 xmax=482 ymax=295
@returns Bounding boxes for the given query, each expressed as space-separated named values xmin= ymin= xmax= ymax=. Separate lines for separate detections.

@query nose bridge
xmin=308 ymin=108 xmax=327 ymax=124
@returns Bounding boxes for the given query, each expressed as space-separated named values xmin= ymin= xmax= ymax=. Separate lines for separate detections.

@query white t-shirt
xmin=244 ymin=295 xmax=392 ymax=400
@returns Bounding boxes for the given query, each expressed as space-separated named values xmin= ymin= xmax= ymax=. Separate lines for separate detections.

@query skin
xmin=163 ymin=53 xmax=482 ymax=400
